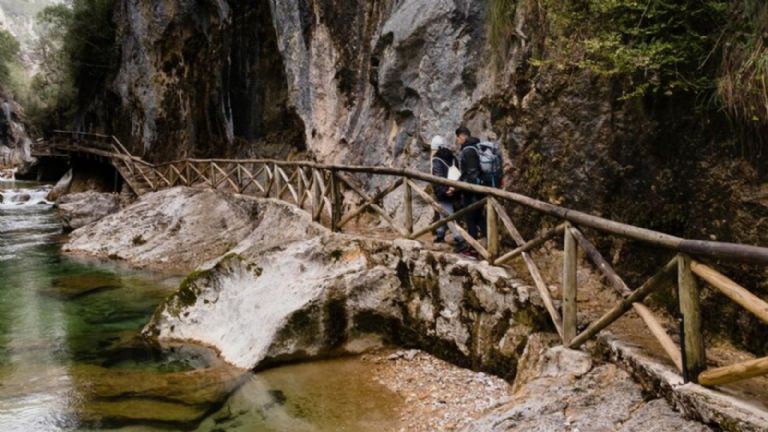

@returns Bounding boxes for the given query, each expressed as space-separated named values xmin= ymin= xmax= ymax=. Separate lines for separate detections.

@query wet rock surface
xmin=57 ymin=191 xmax=121 ymax=231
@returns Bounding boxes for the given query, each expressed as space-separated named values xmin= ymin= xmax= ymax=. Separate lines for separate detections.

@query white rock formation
xmin=57 ymin=191 xmax=121 ymax=231
xmin=462 ymin=335 xmax=712 ymax=432
xmin=64 ymin=187 xmax=259 ymax=270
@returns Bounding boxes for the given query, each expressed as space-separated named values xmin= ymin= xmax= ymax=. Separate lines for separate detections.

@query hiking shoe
xmin=434 ymin=236 xmax=445 ymax=244
xmin=460 ymin=249 xmax=478 ymax=259
xmin=453 ymin=241 xmax=468 ymax=253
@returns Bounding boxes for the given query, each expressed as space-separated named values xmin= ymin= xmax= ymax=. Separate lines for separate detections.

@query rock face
xmin=57 ymin=191 xmax=121 ymax=231
xmin=64 ymin=187 xmax=259 ymax=271
xmin=113 ymin=0 xmax=489 ymax=169
xmin=463 ymin=336 xmax=711 ymax=432
xmin=0 ymin=93 xmax=35 ymax=172
xmin=145 ymin=233 xmax=545 ymax=375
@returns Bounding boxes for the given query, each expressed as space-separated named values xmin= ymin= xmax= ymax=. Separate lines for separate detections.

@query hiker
xmin=456 ymin=127 xmax=486 ymax=243
xmin=476 ymin=138 xmax=504 ymax=188
xmin=430 ymin=136 xmax=467 ymax=252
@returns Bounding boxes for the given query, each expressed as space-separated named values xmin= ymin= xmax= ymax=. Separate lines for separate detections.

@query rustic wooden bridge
xmin=42 ymin=131 xmax=768 ymax=389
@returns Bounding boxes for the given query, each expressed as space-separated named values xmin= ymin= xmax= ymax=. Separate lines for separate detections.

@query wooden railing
xmin=49 ymin=132 xmax=768 ymax=388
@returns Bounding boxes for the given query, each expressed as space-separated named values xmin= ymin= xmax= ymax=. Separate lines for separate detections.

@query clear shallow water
xmin=0 ymin=181 xmax=402 ymax=431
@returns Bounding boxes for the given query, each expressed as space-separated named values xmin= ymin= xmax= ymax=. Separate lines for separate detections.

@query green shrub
xmin=538 ymin=0 xmax=728 ymax=100
xmin=718 ymin=1 xmax=768 ymax=128
xmin=24 ymin=0 xmax=118 ymax=131
xmin=0 ymin=30 xmax=20 ymax=87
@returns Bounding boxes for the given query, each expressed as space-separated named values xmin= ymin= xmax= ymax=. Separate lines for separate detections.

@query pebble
xmin=365 ymin=349 xmax=513 ymax=431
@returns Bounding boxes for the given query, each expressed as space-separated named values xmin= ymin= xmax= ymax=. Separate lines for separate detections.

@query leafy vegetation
xmin=24 ymin=0 xmax=118 ymax=131
xmin=539 ymin=1 xmax=728 ymax=100
xmin=0 ymin=29 xmax=20 ymax=87
xmin=718 ymin=1 xmax=768 ymax=127
xmin=488 ymin=0 xmax=766 ymax=128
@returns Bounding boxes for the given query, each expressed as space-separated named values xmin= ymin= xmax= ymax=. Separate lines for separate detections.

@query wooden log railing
xmin=47 ymin=131 xmax=768 ymax=389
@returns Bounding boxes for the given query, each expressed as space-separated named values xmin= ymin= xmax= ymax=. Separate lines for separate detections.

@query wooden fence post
xmin=563 ymin=223 xmax=578 ymax=344
xmin=678 ymin=253 xmax=706 ymax=382
xmin=312 ymin=169 xmax=322 ymax=222
xmin=403 ymin=179 xmax=413 ymax=235
xmin=297 ymin=167 xmax=305 ymax=209
xmin=330 ymin=170 xmax=342 ymax=232
xmin=487 ymin=199 xmax=499 ymax=261
xmin=273 ymin=165 xmax=282 ymax=200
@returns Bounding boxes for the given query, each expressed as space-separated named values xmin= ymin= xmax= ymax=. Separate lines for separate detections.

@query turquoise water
xmin=0 ymin=181 xmax=402 ymax=431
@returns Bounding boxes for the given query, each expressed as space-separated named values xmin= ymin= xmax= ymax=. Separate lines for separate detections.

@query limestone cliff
xmin=0 ymin=91 xmax=34 ymax=171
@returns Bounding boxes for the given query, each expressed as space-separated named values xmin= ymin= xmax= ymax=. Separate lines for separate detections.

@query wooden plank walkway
xmin=43 ymin=131 xmax=768 ymax=388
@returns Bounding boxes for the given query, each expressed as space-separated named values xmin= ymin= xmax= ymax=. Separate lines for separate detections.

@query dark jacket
xmin=432 ymin=147 xmax=456 ymax=200
xmin=459 ymin=137 xmax=481 ymax=185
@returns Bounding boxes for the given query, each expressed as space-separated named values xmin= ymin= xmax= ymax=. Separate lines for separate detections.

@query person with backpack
xmin=475 ymin=139 xmax=504 ymax=188
xmin=430 ymin=135 xmax=467 ymax=252
xmin=456 ymin=127 xmax=487 ymax=244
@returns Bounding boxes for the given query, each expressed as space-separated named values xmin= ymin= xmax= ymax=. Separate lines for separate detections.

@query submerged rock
xmin=57 ymin=191 xmax=121 ymax=231
xmin=40 ymin=274 xmax=121 ymax=300
xmin=69 ymin=363 xmax=248 ymax=427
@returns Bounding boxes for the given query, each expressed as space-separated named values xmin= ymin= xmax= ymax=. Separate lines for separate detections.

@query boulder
xmin=462 ymin=341 xmax=711 ymax=432
xmin=47 ymin=169 xmax=73 ymax=202
xmin=57 ymin=191 xmax=121 ymax=231
xmin=63 ymin=187 xmax=259 ymax=271
xmin=137 ymin=190 xmax=545 ymax=375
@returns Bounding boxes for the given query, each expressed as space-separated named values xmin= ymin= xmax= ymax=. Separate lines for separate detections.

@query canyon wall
xmin=111 ymin=0 xmax=768 ymax=352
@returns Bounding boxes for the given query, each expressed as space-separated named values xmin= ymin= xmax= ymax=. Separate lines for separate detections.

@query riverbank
xmin=55 ymin=186 xmax=732 ymax=430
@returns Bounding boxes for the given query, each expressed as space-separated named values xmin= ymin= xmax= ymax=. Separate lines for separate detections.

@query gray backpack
xmin=469 ymin=141 xmax=503 ymax=187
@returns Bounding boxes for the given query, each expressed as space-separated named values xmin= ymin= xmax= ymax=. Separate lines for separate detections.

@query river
xmin=0 ymin=181 xmax=402 ymax=431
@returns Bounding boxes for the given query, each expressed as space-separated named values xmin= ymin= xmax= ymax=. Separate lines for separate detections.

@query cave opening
xmin=226 ymin=0 xmax=306 ymax=157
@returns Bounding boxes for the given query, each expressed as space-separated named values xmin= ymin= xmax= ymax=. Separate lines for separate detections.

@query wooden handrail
xmin=691 ymin=261 xmax=768 ymax=324
xmin=43 ymin=130 xmax=768 ymax=387
xmin=142 ymin=157 xmax=768 ymax=265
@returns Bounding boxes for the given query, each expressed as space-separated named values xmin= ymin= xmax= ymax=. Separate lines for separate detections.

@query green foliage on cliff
xmin=718 ymin=1 xmax=768 ymax=127
xmin=0 ymin=30 xmax=20 ymax=87
xmin=24 ymin=0 xmax=118 ymax=131
xmin=540 ymin=0 xmax=728 ymax=100
xmin=484 ymin=0 xmax=765 ymax=128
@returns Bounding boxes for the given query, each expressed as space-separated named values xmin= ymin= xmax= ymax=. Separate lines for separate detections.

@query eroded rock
xmin=63 ymin=187 xmax=259 ymax=271
xmin=144 ymin=234 xmax=542 ymax=375
xmin=57 ymin=191 xmax=121 ymax=231
xmin=462 ymin=342 xmax=711 ymax=432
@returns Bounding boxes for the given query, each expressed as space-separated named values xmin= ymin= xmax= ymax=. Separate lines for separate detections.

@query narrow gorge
xmin=1 ymin=0 xmax=767 ymax=431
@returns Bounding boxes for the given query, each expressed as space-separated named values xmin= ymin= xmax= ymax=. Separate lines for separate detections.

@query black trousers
xmin=462 ymin=192 xmax=486 ymax=239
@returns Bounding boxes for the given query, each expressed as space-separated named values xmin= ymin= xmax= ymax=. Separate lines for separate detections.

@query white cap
xmin=430 ymin=135 xmax=447 ymax=150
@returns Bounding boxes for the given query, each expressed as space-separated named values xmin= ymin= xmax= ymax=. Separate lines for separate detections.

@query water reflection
xmin=0 ymin=181 xmax=403 ymax=431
